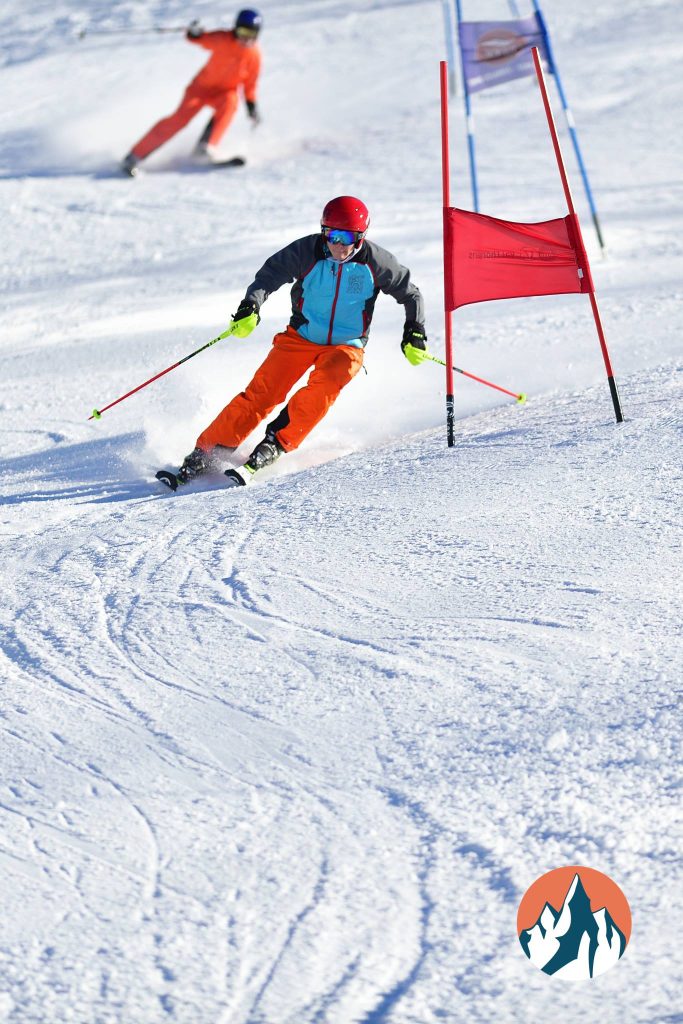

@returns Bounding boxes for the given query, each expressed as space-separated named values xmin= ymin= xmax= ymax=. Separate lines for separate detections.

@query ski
xmin=120 ymin=155 xmax=246 ymax=179
xmin=155 ymin=437 xmax=278 ymax=493
xmin=155 ymin=469 xmax=181 ymax=491
xmin=224 ymin=467 xmax=249 ymax=487
xmin=155 ymin=466 xmax=250 ymax=492
xmin=207 ymin=156 xmax=246 ymax=168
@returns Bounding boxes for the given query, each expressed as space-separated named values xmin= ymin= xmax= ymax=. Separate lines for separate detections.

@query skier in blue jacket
xmin=175 ymin=196 xmax=430 ymax=486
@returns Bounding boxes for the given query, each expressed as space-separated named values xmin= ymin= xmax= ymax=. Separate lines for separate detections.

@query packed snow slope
xmin=1 ymin=1 xmax=681 ymax=1022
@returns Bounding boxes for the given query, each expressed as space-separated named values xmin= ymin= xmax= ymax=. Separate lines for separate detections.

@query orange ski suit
xmin=196 ymin=326 xmax=365 ymax=453
xmin=130 ymin=31 xmax=261 ymax=160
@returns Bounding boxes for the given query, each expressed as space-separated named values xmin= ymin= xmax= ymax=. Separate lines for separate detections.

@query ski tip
xmin=156 ymin=470 xmax=180 ymax=491
xmin=224 ymin=468 xmax=248 ymax=487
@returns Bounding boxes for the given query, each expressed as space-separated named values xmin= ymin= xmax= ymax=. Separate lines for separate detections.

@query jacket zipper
xmin=327 ymin=263 xmax=343 ymax=344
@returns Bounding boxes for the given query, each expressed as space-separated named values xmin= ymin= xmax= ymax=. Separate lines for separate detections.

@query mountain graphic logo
xmin=517 ymin=866 xmax=631 ymax=980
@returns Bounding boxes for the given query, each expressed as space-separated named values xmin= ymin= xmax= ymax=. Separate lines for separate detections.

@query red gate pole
xmin=440 ymin=60 xmax=456 ymax=446
xmin=531 ymin=47 xmax=623 ymax=423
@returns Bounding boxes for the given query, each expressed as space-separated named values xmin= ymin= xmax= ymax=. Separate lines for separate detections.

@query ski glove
xmin=230 ymin=299 xmax=260 ymax=338
xmin=401 ymin=322 xmax=430 ymax=366
xmin=246 ymin=100 xmax=261 ymax=125
xmin=187 ymin=20 xmax=204 ymax=38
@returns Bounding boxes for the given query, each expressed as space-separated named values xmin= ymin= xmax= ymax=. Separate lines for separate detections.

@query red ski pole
xmin=426 ymin=354 xmax=527 ymax=403
xmin=88 ymin=324 xmax=236 ymax=421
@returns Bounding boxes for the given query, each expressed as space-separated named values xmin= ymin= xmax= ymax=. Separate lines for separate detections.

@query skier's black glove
xmin=401 ymin=322 xmax=430 ymax=366
xmin=187 ymin=20 xmax=203 ymax=38
xmin=246 ymin=100 xmax=261 ymax=125
xmin=234 ymin=299 xmax=259 ymax=321
xmin=230 ymin=299 xmax=260 ymax=338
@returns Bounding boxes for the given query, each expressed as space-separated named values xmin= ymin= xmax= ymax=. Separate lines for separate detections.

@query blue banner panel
xmin=459 ymin=16 xmax=548 ymax=93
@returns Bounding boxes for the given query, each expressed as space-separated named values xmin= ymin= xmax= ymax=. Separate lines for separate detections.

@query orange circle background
xmin=517 ymin=866 xmax=631 ymax=942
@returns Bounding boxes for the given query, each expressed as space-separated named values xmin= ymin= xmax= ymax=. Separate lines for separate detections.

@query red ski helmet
xmin=321 ymin=196 xmax=370 ymax=235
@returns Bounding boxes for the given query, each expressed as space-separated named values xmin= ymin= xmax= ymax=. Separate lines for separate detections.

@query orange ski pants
xmin=131 ymin=85 xmax=239 ymax=159
xmin=196 ymin=326 xmax=365 ymax=453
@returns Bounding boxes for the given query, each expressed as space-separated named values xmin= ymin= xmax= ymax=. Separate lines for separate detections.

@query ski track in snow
xmin=1 ymin=0 xmax=682 ymax=1021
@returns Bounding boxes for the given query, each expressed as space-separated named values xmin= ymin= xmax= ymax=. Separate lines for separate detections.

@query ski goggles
xmin=322 ymin=226 xmax=365 ymax=246
xmin=235 ymin=26 xmax=259 ymax=40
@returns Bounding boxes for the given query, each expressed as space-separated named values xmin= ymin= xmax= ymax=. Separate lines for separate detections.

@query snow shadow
xmin=0 ymin=128 xmax=122 ymax=180
xmin=0 ymin=129 xmax=83 ymax=179
xmin=0 ymin=433 xmax=155 ymax=505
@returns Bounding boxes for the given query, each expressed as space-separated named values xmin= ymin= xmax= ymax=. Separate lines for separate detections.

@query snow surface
xmin=1 ymin=0 xmax=682 ymax=1021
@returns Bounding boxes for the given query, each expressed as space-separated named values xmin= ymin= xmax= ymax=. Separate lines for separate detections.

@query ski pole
xmin=88 ymin=324 xmax=236 ymax=421
xmin=426 ymin=354 xmax=527 ymax=403
xmin=77 ymin=26 xmax=187 ymax=39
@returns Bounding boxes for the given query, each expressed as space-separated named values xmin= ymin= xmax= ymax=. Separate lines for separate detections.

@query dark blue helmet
xmin=235 ymin=9 xmax=262 ymax=32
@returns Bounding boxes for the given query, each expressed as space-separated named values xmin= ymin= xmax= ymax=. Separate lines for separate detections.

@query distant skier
xmin=161 ymin=196 xmax=430 ymax=490
xmin=121 ymin=8 xmax=262 ymax=176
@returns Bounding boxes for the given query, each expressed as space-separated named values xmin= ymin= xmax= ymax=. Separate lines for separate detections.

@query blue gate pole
xmin=454 ymin=0 xmax=479 ymax=211
xmin=508 ymin=0 xmax=521 ymax=15
xmin=532 ymin=0 xmax=605 ymax=253
xmin=441 ymin=0 xmax=458 ymax=95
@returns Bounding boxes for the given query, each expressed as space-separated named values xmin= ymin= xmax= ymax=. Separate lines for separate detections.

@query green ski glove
xmin=402 ymin=342 xmax=431 ymax=366
xmin=230 ymin=299 xmax=261 ymax=338
xmin=401 ymin=322 xmax=430 ymax=366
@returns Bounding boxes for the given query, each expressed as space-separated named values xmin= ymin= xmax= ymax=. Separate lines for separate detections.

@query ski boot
xmin=224 ymin=434 xmax=284 ymax=487
xmin=156 ymin=445 xmax=233 ymax=491
xmin=178 ymin=445 xmax=236 ymax=482
xmin=177 ymin=446 xmax=210 ymax=484
xmin=194 ymin=117 xmax=215 ymax=156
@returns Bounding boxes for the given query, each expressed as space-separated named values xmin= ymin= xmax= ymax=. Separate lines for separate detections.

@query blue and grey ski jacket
xmin=244 ymin=234 xmax=424 ymax=349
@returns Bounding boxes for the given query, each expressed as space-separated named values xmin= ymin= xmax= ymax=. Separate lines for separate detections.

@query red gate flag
xmin=444 ymin=207 xmax=593 ymax=311
xmin=438 ymin=53 xmax=623 ymax=436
